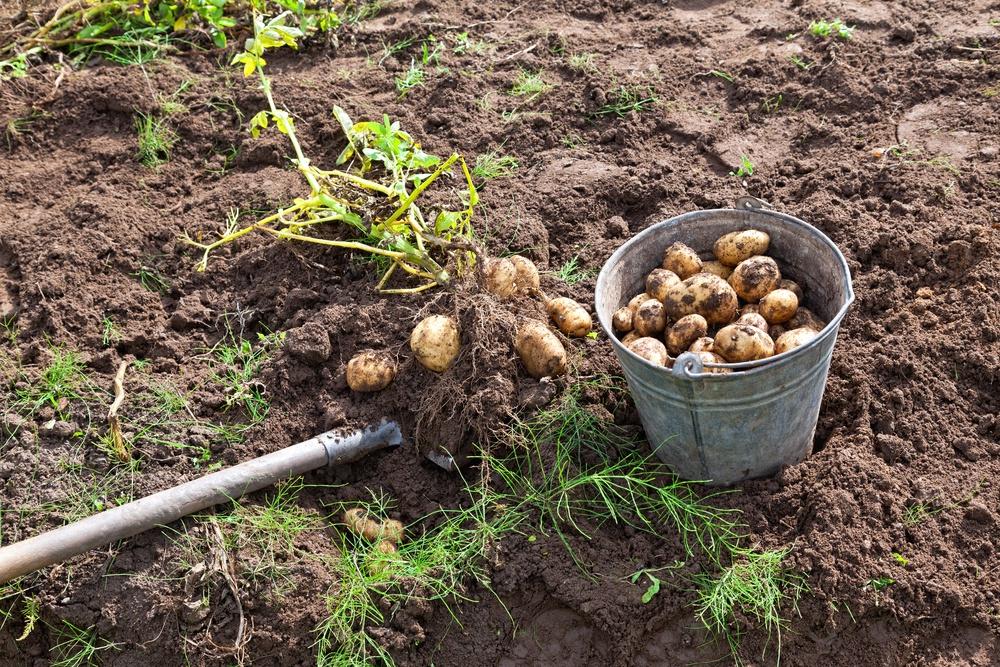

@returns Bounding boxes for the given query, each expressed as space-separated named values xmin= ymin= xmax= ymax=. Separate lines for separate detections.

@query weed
xmin=472 ymin=149 xmax=518 ymax=182
xmin=379 ymin=35 xmax=418 ymax=64
xmin=210 ymin=328 xmax=284 ymax=424
xmin=891 ymin=551 xmax=909 ymax=566
xmin=5 ymin=111 xmax=47 ymax=150
xmin=629 ymin=565 xmax=682 ymax=603
xmin=568 ymin=52 xmax=596 ymax=72
xmin=100 ymin=317 xmax=121 ymax=348
xmin=694 ymin=546 xmax=806 ymax=665
xmin=553 ymin=254 xmax=595 ymax=285
xmin=344 ymin=1 xmax=383 ymax=25
xmin=710 ymin=69 xmax=735 ymax=82
xmin=134 ymin=112 xmax=176 ymax=168
xmin=132 ymin=264 xmax=169 ymax=293
xmin=730 ymin=154 xmax=755 ymax=178
xmin=50 ymin=620 xmax=120 ymax=667
xmin=395 ymin=59 xmax=425 ymax=95
xmin=509 ymin=69 xmax=552 ymax=101
xmin=17 ymin=595 xmax=39 ymax=641
xmin=809 ymin=18 xmax=854 ymax=40
xmin=14 ymin=346 xmax=88 ymax=416
xmin=590 ymin=85 xmax=658 ymax=119
xmin=0 ymin=47 xmax=41 ymax=80
xmin=561 ymin=132 xmax=583 ymax=149
xmin=761 ymin=93 xmax=784 ymax=113
xmin=0 ymin=316 xmax=16 ymax=346
xmin=864 ymin=576 xmax=894 ymax=606
xmin=788 ymin=55 xmax=813 ymax=70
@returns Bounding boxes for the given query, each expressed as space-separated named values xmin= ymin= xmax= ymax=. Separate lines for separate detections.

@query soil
xmin=1 ymin=0 xmax=999 ymax=665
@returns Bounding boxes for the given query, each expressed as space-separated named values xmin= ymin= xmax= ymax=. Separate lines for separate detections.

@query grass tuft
xmin=590 ymin=84 xmax=658 ymax=118
xmin=50 ymin=620 xmax=121 ymax=667
xmin=509 ymin=69 xmax=552 ymax=101
xmin=472 ymin=149 xmax=518 ymax=182
xmin=134 ymin=112 xmax=176 ymax=168
xmin=552 ymin=254 xmax=595 ymax=285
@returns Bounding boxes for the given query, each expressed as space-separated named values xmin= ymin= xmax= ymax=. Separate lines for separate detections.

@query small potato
xmin=779 ymin=278 xmax=803 ymax=302
xmin=368 ymin=539 xmax=399 ymax=575
xmin=646 ymin=268 xmax=681 ymax=301
xmin=515 ymin=320 xmax=568 ymax=378
xmin=346 ymin=351 xmax=397 ymax=392
xmin=713 ymin=323 xmax=775 ymax=362
xmin=736 ymin=312 xmax=769 ymax=332
xmin=775 ymin=327 xmax=819 ymax=354
xmin=666 ymin=314 xmax=708 ymax=356
xmin=612 ymin=306 xmax=634 ymax=333
xmin=634 ymin=299 xmax=667 ymax=336
xmin=344 ymin=508 xmax=405 ymax=544
xmin=713 ymin=229 xmax=770 ymax=267
xmin=759 ymin=288 xmax=799 ymax=324
xmin=701 ymin=261 xmax=732 ymax=280
xmin=689 ymin=336 xmax=715 ymax=353
xmin=728 ymin=255 xmax=781 ymax=302
xmin=696 ymin=351 xmax=731 ymax=374
xmin=509 ymin=255 xmax=541 ymax=294
xmin=628 ymin=292 xmax=654 ymax=311
xmin=547 ymin=297 xmax=593 ymax=337
xmin=664 ymin=273 xmax=738 ymax=325
xmin=628 ymin=337 xmax=669 ymax=366
xmin=620 ymin=330 xmax=641 ymax=346
xmin=662 ymin=242 xmax=703 ymax=279
xmin=411 ymin=315 xmax=460 ymax=372
xmin=741 ymin=303 xmax=760 ymax=315
xmin=769 ymin=324 xmax=787 ymax=340
xmin=787 ymin=307 xmax=825 ymax=332
xmin=484 ymin=257 xmax=517 ymax=299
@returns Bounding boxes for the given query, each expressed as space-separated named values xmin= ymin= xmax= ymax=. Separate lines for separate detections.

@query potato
xmin=701 ymin=261 xmax=732 ymax=280
xmin=778 ymin=278 xmax=803 ymax=302
xmin=515 ymin=320 xmax=568 ymax=378
xmin=645 ymin=268 xmax=681 ymax=301
xmin=628 ymin=337 xmax=668 ymax=366
xmin=661 ymin=242 xmax=703 ymax=279
xmin=411 ymin=315 xmax=460 ymax=372
xmin=346 ymin=351 xmax=397 ymax=392
xmin=483 ymin=257 xmax=517 ymax=299
xmin=787 ymin=307 xmax=826 ymax=332
xmin=741 ymin=303 xmax=760 ymax=315
xmin=628 ymin=292 xmax=654 ymax=311
xmin=368 ymin=539 xmax=399 ymax=575
xmin=736 ymin=312 xmax=769 ymax=332
xmin=713 ymin=323 xmax=775 ymax=362
xmin=769 ymin=324 xmax=786 ymax=340
xmin=547 ymin=297 xmax=593 ymax=337
xmin=612 ymin=306 xmax=634 ymax=333
xmin=689 ymin=336 xmax=715 ymax=353
xmin=620 ymin=330 xmax=642 ymax=346
xmin=663 ymin=273 xmax=738 ymax=325
xmin=696 ymin=351 xmax=731 ymax=374
xmin=728 ymin=255 xmax=781 ymax=302
xmin=713 ymin=229 xmax=770 ymax=267
xmin=775 ymin=327 xmax=819 ymax=354
xmin=634 ymin=299 xmax=667 ymax=336
xmin=344 ymin=508 xmax=405 ymax=544
xmin=509 ymin=255 xmax=540 ymax=294
xmin=666 ymin=314 xmax=708 ymax=356
xmin=759 ymin=288 xmax=799 ymax=324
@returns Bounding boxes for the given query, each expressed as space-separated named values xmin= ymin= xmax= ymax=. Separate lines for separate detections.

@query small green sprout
xmin=395 ymin=60 xmax=426 ymax=95
xmin=710 ymin=69 xmax=735 ymax=82
xmin=101 ymin=317 xmax=121 ymax=347
xmin=730 ymin=155 xmax=755 ymax=178
xmin=509 ymin=69 xmax=551 ymax=101
xmin=472 ymin=149 xmax=518 ymax=182
xmin=891 ymin=552 xmax=909 ymax=566
xmin=134 ymin=112 xmax=176 ymax=168
xmin=568 ymin=52 xmax=596 ymax=72
xmin=788 ymin=55 xmax=813 ymax=70
xmin=590 ymin=85 xmax=658 ymax=119
xmin=808 ymin=18 xmax=855 ymax=40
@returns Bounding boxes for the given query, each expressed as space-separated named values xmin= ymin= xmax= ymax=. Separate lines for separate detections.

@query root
xmin=105 ymin=361 xmax=129 ymax=463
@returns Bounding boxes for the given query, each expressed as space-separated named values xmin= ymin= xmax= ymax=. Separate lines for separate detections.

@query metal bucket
xmin=595 ymin=199 xmax=855 ymax=485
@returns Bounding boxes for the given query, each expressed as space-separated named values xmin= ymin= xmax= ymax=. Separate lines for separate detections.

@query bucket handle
xmin=672 ymin=351 xmax=711 ymax=379
xmin=736 ymin=195 xmax=772 ymax=211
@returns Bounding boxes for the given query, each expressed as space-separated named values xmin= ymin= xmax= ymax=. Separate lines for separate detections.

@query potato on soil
xmin=509 ymin=255 xmax=540 ymax=294
xmin=628 ymin=336 xmax=669 ymax=366
xmin=728 ymin=255 xmax=781 ymax=302
xmin=484 ymin=257 xmax=517 ymax=299
xmin=628 ymin=292 xmax=654 ymax=311
xmin=645 ymin=268 xmax=681 ymax=301
xmin=701 ymin=261 xmax=732 ymax=280
xmin=759 ymin=288 xmax=799 ymax=324
xmin=411 ymin=315 xmax=460 ymax=372
xmin=713 ymin=229 xmax=770 ymax=267
xmin=695 ymin=351 xmax=731 ymax=374
xmin=779 ymin=278 xmax=803 ymax=302
xmin=689 ymin=336 xmax=714 ymax=353
xmin=547 ymin=297 xmax=593 ymax=337
xmin=787 ymin=307 xmax=826 ymax=331
xmin=344 ymin=508 xmax=405 ymax=544
xmin=666 ymin=314 xmax=708 ymax=356
xmin=516 ymin=320 xmax=568 ymax=378
xmin=661 ymin=242 xmax=703 ymax=279
xmin=612 ymin=306 xmax=634 ymax=333
xmin=346 ymin=351 xmax=397 ymax=392
xmin=634 ymin=299 xmax=667 ymax=336
xmin=664 ymin=273 xmax=738 ymax=325
xmin=713 ymin=323 xmax=775 ymax=362
xmin=775 ymin=327 xmax=819 ymax=354
xmin=736 ymin=312 xmax=769 ymax=332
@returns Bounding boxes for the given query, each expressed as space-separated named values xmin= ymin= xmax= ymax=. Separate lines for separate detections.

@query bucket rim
xmin=595 ymin=206 xmax=855 ymax=378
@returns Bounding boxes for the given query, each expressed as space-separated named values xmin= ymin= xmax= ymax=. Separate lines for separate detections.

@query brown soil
xmin=1 ymin=0 xmax=999 ymax=665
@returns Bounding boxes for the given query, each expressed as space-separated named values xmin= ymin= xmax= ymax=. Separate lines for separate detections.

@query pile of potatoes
xmin=613 ymin=229 xmax=826 ymax=372
xmin=343 ymin=255 xmax=593 ymax=393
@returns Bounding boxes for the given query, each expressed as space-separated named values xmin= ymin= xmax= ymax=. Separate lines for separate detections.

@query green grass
xmin=134 ymin=112 xmax=176 ymax=168
xmin=210 ymin=328 xmax=284 ymax=424
xmin=132 ymin=264 xmax=170 ymax=293
xmin=0 ymin=316 xmax=17 ymax=346
xmin=100 ymin=317 xmax=121 ymax=348
xmin=730 ymin=154 xmax=755 ymax=178
xmin=552 ymin=254 xmax=595 ymax=285
xmin=14 ymin=346 xmax=88 ymax=416
xmin=50 ymin=620 xmax=120 ymax=667
xmin=808 ymin=18 xmax=854 ymax=40
xmin=694 ymin=546 xmax=806 ymax=665
xmin=394 ymin=60 xmax=425 ymax=95
xmin=472 ymin=149 xmax=518 ymax=182
xmin=710 ymin=69 xmax=735 ymax=82
xmin=567 ymin=52 xmax=596 ymax=72
xmin=590 ymin=85 xmax=658 ymax=119
xmin=509 ymin=69 xmax=552 ymax=101
xmin=788 ymin=55 xmax=813 ymax=70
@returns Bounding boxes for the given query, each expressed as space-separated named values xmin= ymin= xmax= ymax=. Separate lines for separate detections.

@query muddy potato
xmin=728 ymin=255 xmax=781 ymax=302
xmin=515 ymin=320 xmax=568 ymax=378
xmin=713 ymin=323 xmax=775 ymax=362
xmin=666 ymin=314 xmax=708 ymax=356
xmin=620 ymin=330 xmax=642 ymax=346
xmin=633 ymin=299 xmax=666 ymax=336
xmin=612 ymin=306 xmax=634 ymax=333
xmin=628 ymin=336 xmax=669 ymax=366
xmin=689 ymin=336 xmax=715 ymax=353
xmin=344 ymin=508 xmax=404 ymax=543
xmin=509 ymin=255 xmax=540 ymax=294
xmin=411 ymin=315 xmax=460 ymax=372
xmin=484 ymin=257 xmax=517 ymax=299
xmin=645 ymin=268 xmax=681 ymax=301
xmin=775 ymin=327 xmax=819 ymax=354
xmin=787 ymin=307 xmax=826 ymax=332
xmin=628 ymin=292 xmax=654 ymax=311
xmin=701 ymin=261 xmax=732 ymax=280
xmin=661 ymin=242 xmax=703 ymax=279
xmin=736 ymin=312 xmax=769 ymax=332
xmin=713 ymin=229 xmax=771 ymax=267
xmin=778 ymin=278 xmax=803 ymax=302
xmin=759 ymin=288 xmax=799 ymax=324
xmin=741 ymin=303 xmax=760 ymax=315
xmin=547 ymin=297 xmax=592 ymax=337
xmin=769 ymin=324 xmax=786 ymax=340
xmin=696 ymin=351 xmax=731 ymax=374
xmin=346 ymin=351 xmax=397 ymax=392
xmin=664 ymin=273 xmax=738 ymax=325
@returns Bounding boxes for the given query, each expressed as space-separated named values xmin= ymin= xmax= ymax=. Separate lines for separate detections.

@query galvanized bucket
xmin=595 ymin=198 xmax=854 ymax=485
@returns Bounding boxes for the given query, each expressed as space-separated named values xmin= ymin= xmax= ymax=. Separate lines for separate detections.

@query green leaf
xmin=248 ymin=110 xmax=270 ymax=138
xmin=640 ymin=575 xmax=661 ymax=604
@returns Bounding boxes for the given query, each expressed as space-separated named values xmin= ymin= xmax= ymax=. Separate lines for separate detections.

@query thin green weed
xmin=134 ymin=112 xmax=176 ymax=168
